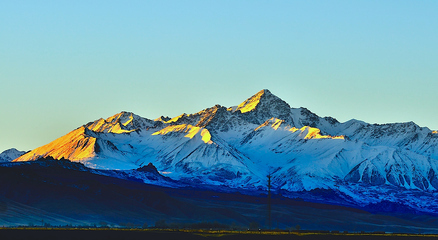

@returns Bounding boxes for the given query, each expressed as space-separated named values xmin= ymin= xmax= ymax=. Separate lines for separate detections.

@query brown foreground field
xmin=1 ymin=228 xmax=438 ymax=240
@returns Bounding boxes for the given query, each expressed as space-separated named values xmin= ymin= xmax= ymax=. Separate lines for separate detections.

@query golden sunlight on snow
xmin=87 ymin=115 xmax=135 ymax=134
xmin=14 ymin=127 xmax=97 ymax=162
xmin=163 ymin=114 xmax=185 ymax=124
xmin=152 ymin=124 xmax=213 ymax=144
xmin=289 ymin=126 xmax=344 ymax=140
xmin=254 ymin=118 xmax=344 ymax=140
xmin=433 ymin=131 xmax=438 ymax=134
xmin=255 ymin=118 xmax=284 ymax=131
xmin=121 ymin=114 xmax=133 ymax=126
xmin=234 ymin=89 xmax=265 ymax=113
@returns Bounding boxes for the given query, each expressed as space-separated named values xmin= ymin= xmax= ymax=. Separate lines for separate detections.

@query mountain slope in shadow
xmin=1 ymin=158 xmax=438 ymax=233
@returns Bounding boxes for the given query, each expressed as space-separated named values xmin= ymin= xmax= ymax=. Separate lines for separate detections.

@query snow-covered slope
xmin=0 ymin=148 xmax=26 ymax=162
xmin=13 ymin=89 xmax=438 ymax=213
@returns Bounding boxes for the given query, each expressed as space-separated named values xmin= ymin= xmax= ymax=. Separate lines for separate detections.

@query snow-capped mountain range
xmin=7 ymin=89 xmax=438 ymax=213
xmin=0 ymin=148 xmax=26 ymax=163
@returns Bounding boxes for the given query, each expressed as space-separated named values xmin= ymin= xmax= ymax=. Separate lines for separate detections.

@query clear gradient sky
xmin=1 ymin=1 xmax=437 ymax=151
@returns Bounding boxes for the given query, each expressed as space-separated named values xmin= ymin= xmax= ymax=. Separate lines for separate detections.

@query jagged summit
xmin=155 ymin=116 xmax=171 ymax=122
xmin=232 ymin=89 xmax=290 ymax=114
xmin=230 ymin=89 xmax=293 ymax=125
xmin=86 ymin=111 xmax=156 ymax=133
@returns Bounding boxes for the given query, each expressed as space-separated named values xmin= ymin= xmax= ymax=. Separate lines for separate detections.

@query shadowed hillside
xmin=2 ymin=158 xmax=438 ymax=233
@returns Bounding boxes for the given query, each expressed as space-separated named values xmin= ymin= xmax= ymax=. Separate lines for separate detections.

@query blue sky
xmin=1 ymin=1 xmax=437 ymax=151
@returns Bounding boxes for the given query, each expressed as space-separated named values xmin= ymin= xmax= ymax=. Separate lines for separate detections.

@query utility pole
xmin=267 ymin=174 xmax=272 ymax=230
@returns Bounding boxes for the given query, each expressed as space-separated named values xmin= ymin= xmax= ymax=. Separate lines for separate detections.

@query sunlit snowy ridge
xmin=9 ymin=89 xmax=438 ymax=213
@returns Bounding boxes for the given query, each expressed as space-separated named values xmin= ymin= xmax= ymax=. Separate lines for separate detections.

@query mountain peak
xmin=234 ymin=89 xmax=277 ymax=114
xmin=232 ymin=89 xmax=292 ymax=125
xmin=0 ymin=148 xmax=27 ymax=162
xmin=259 ymin=88 xmax=273 ymax=96
xmin=86 ymin=111 xmax=155 ymax=133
